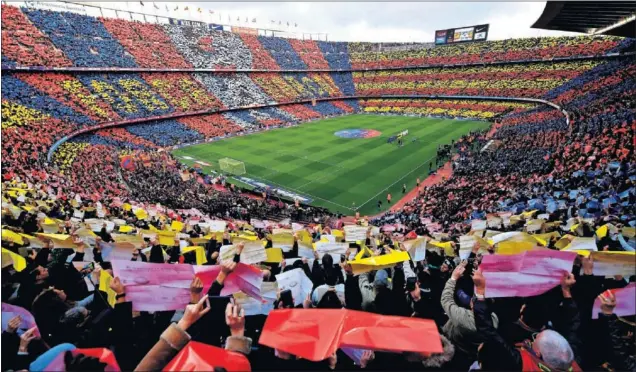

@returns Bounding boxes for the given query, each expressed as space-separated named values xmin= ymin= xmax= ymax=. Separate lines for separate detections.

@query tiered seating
xmin=100 ymin=18 xmax=192 ymax=68
xmin=124 ymin=119 xmax=205 ymax=147
xmin=317 ymin=41 xmax=352 ymax=70
xmin=257 ymin=35 xmax=307 ymax=70
xmin=329 ymin=100 xmax=357 ymax=113
xmin=305 ymin=101 xmax=346 ymax=116
xmin=1 ymin=101 xmax=76 ymax=174
xmin=250 ymin=72 xmax=346 ymax=102
xmin=63 ymin=143 xmax=130 ymax=197
xmin=279 ymin=103 xmax=324 ymax=120
xmin=359 ymin=98 xmax=535 ymax=120
xmin=222 ymin=107 xmax=295 ymax=128
xmin=95 ymin=128 xmax=160 ymax=149
xmin=22 ymin=8 xmax=137 ymax=67
xmin=178 ymin=113 xmax=244 ymax=138
xmin=238 ymin=34 xmax=280 ymax=70
xmin=194 ymin=72 xmax=276 ymax=107
xmin=1 ymin=5 xmax=71 ymax=67
xmin=353 ymin=60 xmax=599 ymax=98
xmin=162 ymin=25 xmax=253 ymax=69
xmin=2 ymin=74 xmax=94 ymax=127
xmin=376 ymin=58 xmax=635 ymax=229
xmin=288 ymin=39 xmax=330 ymax=69
xmin=75 ymin=73 xmax=173 ymax=119
xmin=16 ymin=72 xmax=121 ymax=122
xmin=140 ymin=72 xmax=224 ymax=112
xmin=329 ymin=72 xmax=356 ymax=95
xmin=349 ymin=36 xmax=626 ymax=69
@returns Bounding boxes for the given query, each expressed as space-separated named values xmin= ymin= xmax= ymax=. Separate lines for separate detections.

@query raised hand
xmin=19 ymin=327 xmax=39 ymax=353
xmin=6 ymin=315 xmax=21 ymax=334
xmin=303 ymin=294 xmax=312 ymax=309
xmin=217 ymin=261 xmax=237 ymax=285
xmin=109 ymin=276 xmax=125 ymax=296
xmin=360 ymin=350 xmax=375 ymax=369
xmin=581 ymin=256 xmax=593 ymax=275
xmin=190 ymin=276 xmax=203 ymax=304
xmin=178 ymin=295 xmax=211 ymax=331
xmin=561 ymin=272 xmax=576 ymax=298
xmin=472 ymin=240 xmax=481 ymax=254
xmin=328 ymin=352 xmax=338 ymax=370
xmin=452 ymin=260 xmax=467 ymax=281
xmin=225 ymin=302 xmax=246 ymax=337
xmin=598 ymin=290 xmax=616 ymax=315
xmin=236 ymin=242 xmax=245 ymax=255
xmin=221 ymin=260 xmax=237 ymax=275
xmin=472 ymin=268 xmax=486 ymax=295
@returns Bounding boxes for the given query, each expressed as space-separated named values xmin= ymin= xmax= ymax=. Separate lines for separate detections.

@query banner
xmin=480 ymin=250 xmax=577 ymax=298
xmin=112 ymin=260 xmax=262 ymax=311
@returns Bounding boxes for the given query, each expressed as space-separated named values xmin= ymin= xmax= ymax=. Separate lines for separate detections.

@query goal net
xmin=219 ymin=158 xmax=246 ymax=175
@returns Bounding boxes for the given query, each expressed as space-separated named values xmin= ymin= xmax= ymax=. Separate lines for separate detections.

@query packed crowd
xmin=348 ymin=36 xmax=635 ymax=69
xmin=359 ymin=98 xmax=536 ymax=120
xmin=2 ymin=6 xmax=635 ymax=371
xmin=2 ymin=152 xmax=635 ymax=372
xmin=373 ymin=53 xmax=634 ymax=244
xmin=352 ymin=60 xmax=602 ymax=98
xmin=3 ymin=5 xmax=634 ymax=71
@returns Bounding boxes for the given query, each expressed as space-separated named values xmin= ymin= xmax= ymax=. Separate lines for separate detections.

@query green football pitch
xmin=172 ymin=114 xmax=490 ymax=216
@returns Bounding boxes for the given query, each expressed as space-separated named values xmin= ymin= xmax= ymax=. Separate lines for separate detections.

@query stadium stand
xmin=22 ymin=8 xmax=138 ymax=67
xmin=0 ymin=5 xmax=72 ymax=67
xmin=1 ymin=5 xmax=635 ymax=371
xmin=360 ymin=98 xmax=537 ymax=120
xmin=100 ymin=18 xmax=192 ymax=69
xmin=163 ymin=24 xmax=254 ymax=69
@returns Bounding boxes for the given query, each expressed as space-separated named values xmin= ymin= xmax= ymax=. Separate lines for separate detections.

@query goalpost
xmin=219 ymin=158 xmax=246 ymax=175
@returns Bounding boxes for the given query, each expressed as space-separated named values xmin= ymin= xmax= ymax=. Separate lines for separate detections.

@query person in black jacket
xmin=595 ymin=290 xmax=636 ymax=371
xmin=472 ymin=269 xmax=583 ymax=371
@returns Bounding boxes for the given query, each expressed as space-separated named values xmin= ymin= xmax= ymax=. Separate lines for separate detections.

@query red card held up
xmin=259 ymin=309 xmax=443 ymax=361
xmin=163 ymin=341 xmax=251 ymax=372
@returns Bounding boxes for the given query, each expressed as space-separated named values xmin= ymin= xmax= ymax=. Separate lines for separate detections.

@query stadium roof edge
xmin=532 ymin=1 xmax=636 ymax=37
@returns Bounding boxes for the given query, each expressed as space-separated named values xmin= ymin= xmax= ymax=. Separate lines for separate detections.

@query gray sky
xmin=47 ymin=1 xmax=579 ymax=42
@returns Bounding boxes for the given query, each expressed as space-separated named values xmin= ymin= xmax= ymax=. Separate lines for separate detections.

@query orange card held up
xmin=259 ymin=309 xmax=443 ymax=361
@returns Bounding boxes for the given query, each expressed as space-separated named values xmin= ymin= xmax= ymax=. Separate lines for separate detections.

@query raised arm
xmin=472 ymin=269 xmax=522 ymax=370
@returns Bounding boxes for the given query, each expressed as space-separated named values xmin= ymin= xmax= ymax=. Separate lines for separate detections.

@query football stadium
xmin=1 ymin=1 xmax=635 ymax=371
xmin=174 ymin=115 xmax=490 ymax=215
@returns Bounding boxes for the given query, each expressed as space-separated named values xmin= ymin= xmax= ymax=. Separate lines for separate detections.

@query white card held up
xmin=315 ymin=242 xmax=348 ymax=258
xmin=344 ymin=225 xmax=367 ymax=242
xmin=275 ymin=268 xmax=313 ymax=306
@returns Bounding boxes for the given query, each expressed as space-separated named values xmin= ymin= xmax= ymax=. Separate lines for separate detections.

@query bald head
xmin=534 ymin=330 xmax=574 ymax=370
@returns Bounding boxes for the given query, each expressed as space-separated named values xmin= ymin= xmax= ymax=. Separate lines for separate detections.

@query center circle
xmin=334 ymin=129 xmax=382 ymax=139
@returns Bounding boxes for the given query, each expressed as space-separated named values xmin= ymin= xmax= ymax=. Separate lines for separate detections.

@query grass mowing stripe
xmin=172 ymin=114 xmax=490 ymax=215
